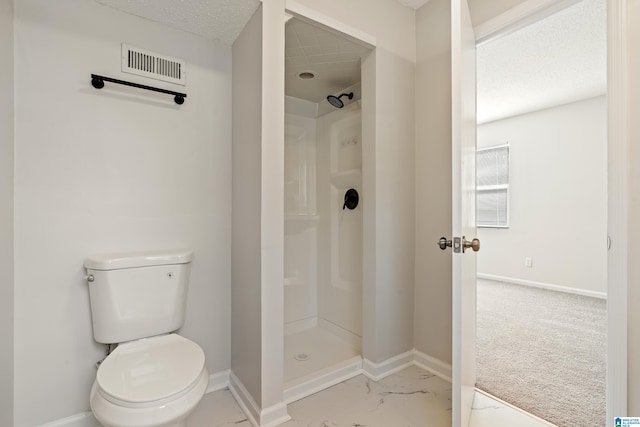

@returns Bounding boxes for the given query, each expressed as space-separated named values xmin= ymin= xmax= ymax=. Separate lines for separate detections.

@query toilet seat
xmin=90 ymin=368 xmax=209 ymax=427
xmin=96 ymin=334 xmax=206 ymax=406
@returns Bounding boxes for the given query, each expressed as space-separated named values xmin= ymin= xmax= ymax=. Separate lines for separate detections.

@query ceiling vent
xmin=121 ymin=44 xmax=186 ymax=86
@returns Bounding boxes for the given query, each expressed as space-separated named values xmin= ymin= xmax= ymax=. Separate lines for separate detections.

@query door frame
xmin=471 ymin=0 xmax=627 ymax=424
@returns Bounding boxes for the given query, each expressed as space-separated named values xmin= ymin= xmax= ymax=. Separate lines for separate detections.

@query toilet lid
xmin=96 ymin=334 xmax=205 ymax=403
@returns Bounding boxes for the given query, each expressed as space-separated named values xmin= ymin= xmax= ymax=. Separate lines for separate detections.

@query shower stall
xmin=283 ymin=16 xmax=372 ymax=402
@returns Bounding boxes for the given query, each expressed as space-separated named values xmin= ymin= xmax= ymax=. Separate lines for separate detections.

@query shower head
xmin=327 ymin=92 xmax=354 ymax=108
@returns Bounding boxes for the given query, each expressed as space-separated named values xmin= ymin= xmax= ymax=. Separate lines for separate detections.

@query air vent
xmin=121 ymin=44 xmax=186 ymax=86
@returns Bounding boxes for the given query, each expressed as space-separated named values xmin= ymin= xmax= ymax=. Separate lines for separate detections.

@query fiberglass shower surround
xmin=283 ymin=94 xmax=363 ymax=388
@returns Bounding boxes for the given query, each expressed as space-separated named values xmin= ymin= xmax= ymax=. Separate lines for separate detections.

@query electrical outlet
xmin=524 ymin=257 xmax=533 ymax=268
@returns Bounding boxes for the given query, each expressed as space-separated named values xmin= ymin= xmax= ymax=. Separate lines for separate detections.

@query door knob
xmin=438 ymin=237 xmax=452 ymax=250
xmin=439 ymin=236 xmax=478 ymax=253
xmin=438 ymin=237 xmax=461 ymax=252
xmin=462 ymin=236 xmax=480 ymax=253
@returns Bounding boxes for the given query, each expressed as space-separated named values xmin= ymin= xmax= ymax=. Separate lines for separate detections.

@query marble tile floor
xmin=186 ymin=365 xmax=555 ymax=427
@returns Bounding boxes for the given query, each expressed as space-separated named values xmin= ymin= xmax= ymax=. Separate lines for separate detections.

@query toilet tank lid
xmin=84 ymin=249 xmax=194 ymax=271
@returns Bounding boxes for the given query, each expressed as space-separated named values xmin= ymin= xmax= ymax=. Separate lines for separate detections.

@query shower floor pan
xmin=283 ymin=326 xmax=362 ymax=404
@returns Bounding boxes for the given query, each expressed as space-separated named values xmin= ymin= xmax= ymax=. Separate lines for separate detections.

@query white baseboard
xmin=229 ymin=370 xmax=291 ymax=427
xmin=362 ymin=350 xmax=415 ymax=381
xmin=362 ymin=350 xmax=452 ymax=384
xmin=258 ymin=402 xmax=291 ymax=427
xmin=207 ymin=369 xmax=230 ymax=393
xmin=228 ymin=370 xmax=262 ymax=426
xmin=38 ymin=412 xmax=98 ymax=427
xmin=413 ymin=350 xmax=452 ymax=383
xmin=478 ymin=273 xmax=607 ymax=299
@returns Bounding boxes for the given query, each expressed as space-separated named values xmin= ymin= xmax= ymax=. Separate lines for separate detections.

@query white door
xmin=451 ymin=0 xmax=477 ymax=425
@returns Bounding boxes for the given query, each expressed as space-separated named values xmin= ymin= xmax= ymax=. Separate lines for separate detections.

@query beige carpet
xmin=476 ymin=279 xmax=606 ymax=427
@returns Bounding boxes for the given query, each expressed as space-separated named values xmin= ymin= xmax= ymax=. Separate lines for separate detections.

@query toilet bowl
xmin=90 ymin=334 xmax=209 ymax=427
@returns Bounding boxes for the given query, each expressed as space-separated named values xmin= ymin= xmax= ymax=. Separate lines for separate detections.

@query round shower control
xmin=343 ymin=188 xmax=359 ymax=210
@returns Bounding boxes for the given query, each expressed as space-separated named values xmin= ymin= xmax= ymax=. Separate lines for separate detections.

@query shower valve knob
xmin=343 ymin=188 xmax=359 ymax=210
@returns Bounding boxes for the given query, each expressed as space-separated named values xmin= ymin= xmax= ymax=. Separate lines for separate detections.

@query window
xmin=477 ymin=144 xmax=509 ymax=228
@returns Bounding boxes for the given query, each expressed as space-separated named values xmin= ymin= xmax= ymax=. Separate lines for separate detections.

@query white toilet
xmin=84 ymin=249 xmax=209 ymax=427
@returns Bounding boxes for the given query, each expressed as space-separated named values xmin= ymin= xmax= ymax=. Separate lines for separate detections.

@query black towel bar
xmin=91 ymin=74 xmax=187 ymax=105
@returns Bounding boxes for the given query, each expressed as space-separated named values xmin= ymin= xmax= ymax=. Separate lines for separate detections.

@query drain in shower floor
xmin=294 ymin=353 xmax=310 ymax=361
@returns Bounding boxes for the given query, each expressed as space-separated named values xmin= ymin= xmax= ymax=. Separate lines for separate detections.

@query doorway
xmin=474 ymin=0 xmax=607 ymax=425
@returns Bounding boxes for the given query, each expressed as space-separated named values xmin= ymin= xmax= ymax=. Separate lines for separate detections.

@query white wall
xmin=367 ymin=48 xmax=416 ymax=362
xmin=287 ymin=0 xmax=416 ymax=364
xmin=13 ymin=1 xmax=232 ymax=425
xmin=231 ymin=5 xmax=264 ymax=408
xmin=414 ymin=0 xmax=454 ymax=365
xmin=258 ymin=0 xmax=286 ymax=411
xmin=477 ymin=96 xmax=607 ymax=296
xmin=0 ymin=0 xmax=14 ymax=425
xmin=231 ymin=0 xmax=286 ymax=416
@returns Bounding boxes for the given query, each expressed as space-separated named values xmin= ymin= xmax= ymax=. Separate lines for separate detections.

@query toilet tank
xmin=84 ymin=249 xmax=194 ymax=344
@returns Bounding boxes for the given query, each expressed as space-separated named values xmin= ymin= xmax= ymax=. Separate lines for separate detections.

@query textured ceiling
xmin=477 ymin=0 xmax=606 ymax=124
xmin=286 ymin=18 xmax=372 ymax=103
xmin=94 ymin=0 xmax=260 ymax=45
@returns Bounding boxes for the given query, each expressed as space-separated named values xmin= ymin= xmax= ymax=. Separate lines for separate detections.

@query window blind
xmin=477 ymin=144 xmax=509 ymax=228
